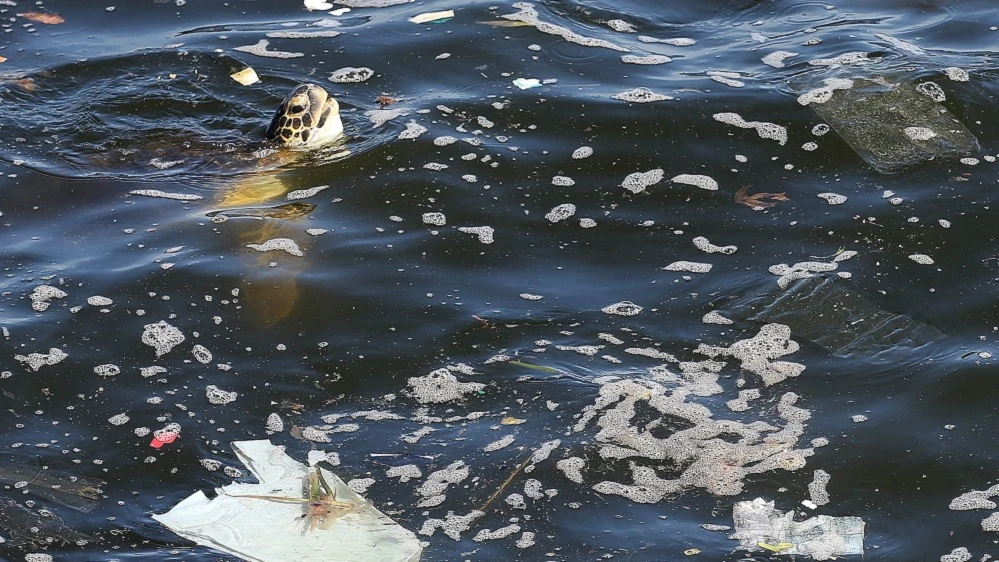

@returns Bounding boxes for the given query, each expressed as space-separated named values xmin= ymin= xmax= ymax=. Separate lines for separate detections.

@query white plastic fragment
xmin=731 ymin=497 xmax=865 ymax=559
xmin=230 ymin=67 xmax=260 ymax=86
xmin=304 ymin=0 xmax=333 ymax=9
xmin=671 ymin=174 xmax=718 ymax=191
xmin=246 ymin=238 xmax=304 ymax=256
xmin=409 ymin=10 xmax=454 ymax=24
xmin=329 ymin=67 xmax=374 ymax=83
xmin=513 ymin=78 xmax=542 ymax=90
xmin=142 ymin=321 xmax=185 ymax=357
xmin=153 ymin=440 xmax=423 ymax=562
xmin=233 ymin=39 xmax=304 ymax=59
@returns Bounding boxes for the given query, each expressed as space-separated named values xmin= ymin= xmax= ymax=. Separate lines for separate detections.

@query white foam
xmin=621 ymin=169 xmax=665 ymax=193
xmin=233 ymin=39 xmax=304 ymax=59
xmin=817 ymin=193 xmax=847 ymax=205
xmin=502 ymin=3 xmax=629 ymax=52
xmin=601 ymin=301 xmax=643 ymax=316
xmin=670 ymin=174 xmax=718 ymax=191
xmin=693 ymin=236 xmax=736 ymax=254
xmin=552 ymin=176 xmax=575 ymax=186
xmin=612 ymin=87 xmax=672 ymax=103
xmin=545 ymin=203 xmax=576 ymax=222
xmin=571 ymin=146 xmax=593 ymax=159
xmin=797 ymin=78 xmax=854 ymax=105
xmin=638 ymin=36 xmax=695 ymax=46
xmin=407 ymin=368 xmax=485 ymax=403
xmin=142 ymin=321 xmax=185 ymax=357
xmin=621 ymin=54 xmax=671 ymax=65
xmin=761 ymin=50 xmax=798 ymax=68
xmin=129 ymin=189 xmax=203 ymax=201
xmin=606 ymin=19 xmax=636 ymax=32
xmin=807 ymin=51 xmax=870 ymax=67
xmin=206 ymin=385 xmax=238 ymax=405
xmin=904 ymin=127 xmax=937 ymax=141
xmin=422 ymin=212 xmax=446 ymax=226
xmin=94 ymin=364 xmax=120 ymax=377
xmin=329 ymin=66 xmax=374 ymax=83
xmin=458 ymin=226 xmax=495 ymax=244
xmin=944 ymin=67 xmax=970 ymax=82
xmin=246 ymin=238 xmax=304 ymax=256
xmin=285 ymin=184 xmax=329 ymax=201
xmin=14 ymin=348 xmax=68 ymax=371
xmin=663 ymin=261 xmax=712 ymax=273
xmin=398 ymin=121 xmax=428 ymax=140
xmin=909 ymin=253 xmax=935 ymax=265
xmin=713 ymin=112 xmax=787 ymax=145
xmin=916 ymin=81 xmax=946 ymax=102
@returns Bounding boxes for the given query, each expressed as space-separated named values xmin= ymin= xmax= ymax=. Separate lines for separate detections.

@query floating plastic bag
xmin=802 ymin=75 xmax=979 ymax=174
xmin=723 ymin=275 xmax=944 ymax=358
xmin=731 ymin=497 xmax=865 ymax=560
xmin=153 ymin=440 xmax=423 ymax=562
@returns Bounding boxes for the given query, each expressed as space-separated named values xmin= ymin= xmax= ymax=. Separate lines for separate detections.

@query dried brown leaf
xmin=735 ymin=186 xmax=790 ymax=209
xmin=376 ymin=95 xmax=397 ymax=106
xmin=19 ymin=12 xmax=65 ymax=24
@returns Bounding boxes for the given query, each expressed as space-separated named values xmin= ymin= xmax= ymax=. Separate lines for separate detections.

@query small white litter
xmin=409 ymin=10 xmax=454 ymax=24
xmin=731 ymin=498 xmax=864 ymax=560
xmin=153 ymin=440 xmax=423 ymax=562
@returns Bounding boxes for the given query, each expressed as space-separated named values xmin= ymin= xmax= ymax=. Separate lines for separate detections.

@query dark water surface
xmin=2 ymin=0 xmax=999 ymax=560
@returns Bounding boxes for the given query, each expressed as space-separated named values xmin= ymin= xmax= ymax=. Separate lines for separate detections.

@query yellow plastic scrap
xmin=758 ymin=541 xmax=793 ymax=552
xmin=230 ymin=67 xmax=260 ymax=86
xmin=500 ymin=417 xmax=526 ymax=425
xmin=683 ymin=548 xmax=700 ymax=555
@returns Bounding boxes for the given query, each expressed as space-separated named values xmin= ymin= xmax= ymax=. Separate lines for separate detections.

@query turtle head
xmin=265 ymin=83 xmax=343 ymax=148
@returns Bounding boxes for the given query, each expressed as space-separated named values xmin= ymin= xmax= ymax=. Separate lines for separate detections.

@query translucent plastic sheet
xmin=723 ymin=276 xmax=945 ymax=357
xmin=153 ymin=440 xmax=423 ymax=562
xmin=0 ymin=455 xmax=104 ymax=512
xmin=807 ymin=75 xmax=979 ymax=174
xmin=732 ymin=498 xmax=864 ymax=560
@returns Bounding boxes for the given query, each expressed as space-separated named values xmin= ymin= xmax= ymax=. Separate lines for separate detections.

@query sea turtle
xmin=213 ymin=83 xmax=348 ymax=326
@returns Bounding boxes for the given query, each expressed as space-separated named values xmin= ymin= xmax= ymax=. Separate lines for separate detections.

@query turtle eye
xmin=289 ymin=104 xmax=306 ymax=114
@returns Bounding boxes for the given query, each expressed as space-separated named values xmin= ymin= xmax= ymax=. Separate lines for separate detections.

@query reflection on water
xmin=2 ymin=0 xmax=999 ymax=560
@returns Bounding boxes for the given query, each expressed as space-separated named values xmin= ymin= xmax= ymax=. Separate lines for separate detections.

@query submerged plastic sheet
xmin=153 ymin=440 xmax=423 ymax=562
xmin=732 ymin=498 xmax=864 ymax=560
xmin=723 ymin=276 xmax=945 ymax=357
xmin=0 ymin=455 xmax=104 ymax=512
xmin=0 ymin=497 xmax=95 ymax=547
xmin=805 ymin=75 xmax=979 ymax=174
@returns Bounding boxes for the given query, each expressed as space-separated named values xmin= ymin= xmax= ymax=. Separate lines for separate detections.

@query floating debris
xmin=735 ymin=186 xmax=788 ymax=209
xmin=731 ymin=498 xmax=865 ymax=559
xmin=513 ymin=77 xmax=542 ymax=90
xmin=409 ymin=10 xmax=454 ymax=24
xmin=805 ymin=76 xmax=978 ymax=174
xmin=233 ymin=39 xmax=304 ymax=59
xmin=230 ymin=67 xmax=260 ymax=86
xmin=154 ymin=440 xmax=422 ymax=562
